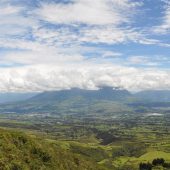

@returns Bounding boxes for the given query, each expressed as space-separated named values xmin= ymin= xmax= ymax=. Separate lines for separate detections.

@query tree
xmin=139 ymin=162 xmax=152 ymax=170
xmin=152 ymin=158 xmax=165 ymax=166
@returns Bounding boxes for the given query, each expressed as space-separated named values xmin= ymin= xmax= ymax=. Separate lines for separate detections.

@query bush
xmin=113 ymin=143 xmax=146 ymax=158
xmin=139 ymin=162 xmax=152 ymax=170
xmin=152 ymin=158 xmax=165 ymax=166
xmin=163 ymin=162 xmax=170 ymax=168
xmin=10 ymin=162 xmax=23 ymax=170
xmin=31 ymin=147 xmax=51 ymax=162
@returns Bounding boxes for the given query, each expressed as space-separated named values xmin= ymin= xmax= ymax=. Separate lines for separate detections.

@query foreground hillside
xmin=0 ymin=129 xmax=107 ymax=170
xmin=0 ymin=88 xmax=170 ymax=169
xmin=0 ymin=110 xmax=170 ymax=170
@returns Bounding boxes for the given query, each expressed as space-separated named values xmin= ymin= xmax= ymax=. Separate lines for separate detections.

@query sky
xmin=0 ymin=0 xmax=170 ymax=92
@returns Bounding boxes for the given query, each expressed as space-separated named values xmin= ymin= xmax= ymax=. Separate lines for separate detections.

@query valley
xmin=0 ymin=0 xmax=170 ymax=169
xmin=0 ymin=88 xmax=170 ymax=169
xmin=0 ymin=111 xmax=170 ymax=170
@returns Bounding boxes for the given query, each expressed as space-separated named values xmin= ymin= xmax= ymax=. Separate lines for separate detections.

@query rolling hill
xmin=0 ymin=128 xmax=108 ymax=170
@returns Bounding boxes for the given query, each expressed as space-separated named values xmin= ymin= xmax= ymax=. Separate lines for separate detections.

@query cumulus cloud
xmin=0 ymin=0 xmax=169 ymax=92
xmin=0 ymin=64 xmax=169 ymax=92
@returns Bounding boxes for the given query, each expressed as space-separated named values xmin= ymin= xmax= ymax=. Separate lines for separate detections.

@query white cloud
xmin=79 ymin=26 xmax=146 ymax=44
xmin=127 ymin=55 xmax=170 ymax=67
xmin=128 ymin=56 xmax=150 ymax=64
xmin=35 ymin=0 xmax=141 ymax=26
xmin=31 ymin=0 xmax=148 ymax=46
xmin=0 ymin=0 xmax=169 ymax=93
xmin=4 ymin=50 xmax=84 ymax=65
xmin=153 ymin=1 xmax=170 ymax=34
xmin=0 ymin=64 xmax=169 ymax=92
xmin=102 ymin=51 xmax=122 ymax=58
xmin=0 ymin=0 xmax=163 ymax=49
xmin=33 ymin=25 xmax=158 ymax=46
xmin=0 ymin=4 xmax=21 ymax=15
xmin=0 ymin=3 xmax=36 ymax=37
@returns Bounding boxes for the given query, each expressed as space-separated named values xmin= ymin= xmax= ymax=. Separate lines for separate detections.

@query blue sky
xmin=0 ymin=0 xmax=170 ymax=92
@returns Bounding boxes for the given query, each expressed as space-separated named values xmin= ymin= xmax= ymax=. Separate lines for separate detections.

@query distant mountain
xmin=29 ymin=86 xmax=132 ymax=102
xmin=0 ymin=93 xmax=38 ymax=104
xmin=0 ymin=87 xmax=132 ymax=114
xmin=4 ymin=89 xmax=169 ymax=104
xmin=0 ymin=88 xmax=170 ymax=115
xmin=134 ymin=90 xmax=170 ymax=102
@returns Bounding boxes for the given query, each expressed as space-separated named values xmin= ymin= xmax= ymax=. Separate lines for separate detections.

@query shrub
xmin=31 ymin=147 xmax=51 ymax=162
xmin=139 ymin=162 xmax=152 ymax=170
xmin=152 ymin=158 xmax=165 ymax=166
xmin=163 ymin=162 xmax=170 ymax=168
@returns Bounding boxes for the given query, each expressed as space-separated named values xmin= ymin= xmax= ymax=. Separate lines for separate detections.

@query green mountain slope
xmin=29 ymin=86 xmax=131 ymax=102
xmin=0 ymin=87 xmax=133 ymax=114
xmin=1 ymin=88 xmax=170 ymax=115
xmin=0 ymin=129 xmax=108 ymax=170
xmin=0 ymin=93 xmax=37 ymax=104
xmin=134 ymin=90 xmax=170 ymax=102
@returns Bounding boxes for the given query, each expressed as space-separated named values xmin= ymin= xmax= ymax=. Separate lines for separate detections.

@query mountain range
xmin=0 ymin=92 xmax=37 ymax=104
xmin=0 ymin=87 xmax=169 ymax=104
xmin=0 ymin=87 xmax=170 ymax=114
xmin=29 ymin=86 xmax=131 ymax=102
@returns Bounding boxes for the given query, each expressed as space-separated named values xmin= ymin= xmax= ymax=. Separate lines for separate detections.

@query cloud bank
xmin=0 ymin=64 xmax=169 ymax=92
xmin=0 ymin=0 xmax=169 ymax=92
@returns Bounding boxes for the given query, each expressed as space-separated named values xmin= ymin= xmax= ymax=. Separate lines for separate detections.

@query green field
xmin=0 ymin=109 xmax=169 ymax=170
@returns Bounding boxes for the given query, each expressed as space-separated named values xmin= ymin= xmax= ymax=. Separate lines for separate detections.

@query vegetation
xmin=0 ymin=89 xmax=169 ymax=169
xmin=0 ymin=109 xmax=169 ymax=169
xmin=139 ymin=158 xmax=170 ymax=170
xmin=0 ymin=129 xmax=107 ymax=170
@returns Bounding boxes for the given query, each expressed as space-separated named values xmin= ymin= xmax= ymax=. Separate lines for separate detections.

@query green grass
xmin=0 ymin=108 xmax=170 ymax=170
xmin=139 ymin=151 xmax=170 ymax=161
xmin=0 ymin=128 xmax=109 ymax=170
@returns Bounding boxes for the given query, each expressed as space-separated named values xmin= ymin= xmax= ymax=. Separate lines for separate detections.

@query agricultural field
xmin=0 ymin=109 xmax=170 ymax=170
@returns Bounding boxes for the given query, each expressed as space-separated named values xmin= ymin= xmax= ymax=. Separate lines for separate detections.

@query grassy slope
xmin=0 ymin=128 xmax=170 ymax=170
xmin=0 ymin=129 xmax=108 ymax=170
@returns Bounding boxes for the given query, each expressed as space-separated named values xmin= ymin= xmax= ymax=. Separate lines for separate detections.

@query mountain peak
xmin=29 ymin=87 xmax=131 ymax=103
